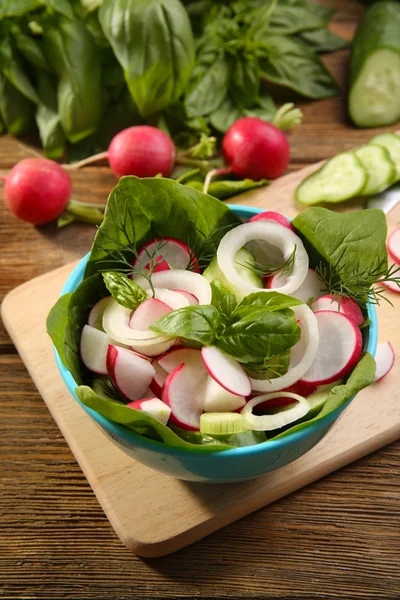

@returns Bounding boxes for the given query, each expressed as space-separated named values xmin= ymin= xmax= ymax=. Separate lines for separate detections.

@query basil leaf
xmin=0 ymin=38 xmax=39 ymax=103
xmin=43 ymin=15 xmax=102 ymax=143
xmin=210 ymin=280 xmax=237 ymax=322
xmin=0 ymin=73 xmax=35 ymax=135
xmin=185 ymin=51 xmax=230 ymax=118
xmin=85 ymin=176 xmax=241 ymax=278
xmin=184 ymin=177 xmax=269 ymax=199
xmin=99 ymin=0 xmax=195 ymax=117
xmin=243 ymin=90 xmax=276 ymax=121
xmin=230 ymin=54 xmax=259 ymax=107
xmin=259 ymin=35 xmax=340 ymax=99
xmin=150 ymin=305 xmax=221 ymax=346
xmin=271 ymin=353 xmax=376 ymax=440
xmin=13 ymin=27 xmax=52 ymax=72
xmin=0 ymin=114 xmax=5 ymax=135
xmin=266 ymin=5 xmax=325 ymax=35
xmin=42 ymin=0 xmax=74 ymax=19
xmin=234 ymin=291 xmax=303 ymax=319
xmin=217 ymin=306 xmax=300 ymax=364
xmin=103 ymin=272 xmax=148 ymax=310
xmin=0 ymin=0 xmax=41 ymax=16
xmin=76 ymin=386 xmax=232 ymax=452
xmin=298 ymin=28 xmax=348 ymax=53
xmin=35 ymin=70 xmax=66 ymax=159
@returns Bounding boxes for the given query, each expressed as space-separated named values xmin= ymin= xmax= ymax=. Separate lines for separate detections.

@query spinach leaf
xmin=258 ymin=35 xmax=340 ymax=99
xmin=216 ymin=306 xmax=300 ymax=364
xmin=298 ymin=28 xmax=348 ymax=53
xmin=0 ymin=38 xmax=39 ymax=104
xmin=185 ymin=51 xmax=230 ymax=118
xmin=171 ymin=425 xmax=267 ymax=447
xmin=99 ymin=0 xmax=195 ymax=117
xmin=210 ymin=280 xmax=237 ymax=322
xmin=271 ymin=353 xmax=376 ymax=440
xmin=35 ymin=70 xmax=66 ymax=159
xmin=0 ymin=74 xmax=35 ymax=135
xmin=185 ymin=177 xmax=269 ymax=199
xmin=103 ymin=272 xmax=148 ymax=310
xmin=0 ymin=0 xmax=41 ymax=16
xmin=209 ymin=95 xmax=242 ymax=133
xmin=84 ymin=176 xmax=241 ymax=278
xmin=46 ymin=293 xmax=72 ymax=369
xmin=76 ymin=386 xmax=233 ymax=451
xmin=233 ymin=291 xmax=303 ymax=319
xmin=151 ymin=305 xmax=221 ymax=345
xmin=43 ymin=14 xmax=102 ymax=143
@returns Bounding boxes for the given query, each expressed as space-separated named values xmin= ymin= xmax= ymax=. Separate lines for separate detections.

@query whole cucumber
xmin=349 ymin=1 xmax=400 ymax=128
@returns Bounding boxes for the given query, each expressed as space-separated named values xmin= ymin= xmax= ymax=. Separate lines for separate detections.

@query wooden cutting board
xmin=2 ymin=165 xmax=399 ymax=558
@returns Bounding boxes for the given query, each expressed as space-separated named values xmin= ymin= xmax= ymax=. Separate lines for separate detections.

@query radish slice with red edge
xmin=374 ymin=341 xmax=395 ymax=382
xmin=311 ymin=294 xmax=364 ymax=326
xmin=107 ymin=345 xmax=155 ymax=401
xmin=251 ymin=304 xmax=319 ymax=392
xmin=127 ymin=398 xmax=171 ymax=425
xmin=153 ymin=288 xmax=189 ymax=309
xmin=387 ymin=226 xmax=400 ymax=264
xmin=150 ymin=362 xmax=168 ymax=396
xmin=162 ymin=363 xmax=206 ymax=430
xmin=157 ymin=347 xmax=204 ymax=373
xmin=133 ymin=237 xmax=199 ymax=272
xmin=300 ymin=310 xmax=362 ymax=386
xmin=381 ymin=257 xmax=400 ymax=294
xmin=80 ymin=325 xmax=114 ymax=375
xmin=143 ymin=255 xmax=171 ymax=273
xmin=248 ymin=211 xmax=294 ymax=231
xmin=241 ymin=392 xmax=309 ymax=431
xmin=88 ymin=297 xmax=112 ymax=329
xmin=216 ymin=220 xmax=309 ymax=297
xmin=175 ymin=290 xmax=198 ymax=305
xmin=267 ymin=268 xmax=323 ymax=303
xmin=201 ymin=346 xmax=251 ymax=397
xmin=129 ymin=298 xmax=172 ymax=331
xmin=251 ymin=380 xmax=317 ymax=412
xmin=203 ymin=377 xmax=246 ymax=412
xmin=134 ymin=270 xmax=212 ymax=305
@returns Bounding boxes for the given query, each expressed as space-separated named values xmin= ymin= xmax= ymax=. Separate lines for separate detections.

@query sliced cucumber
xmin=200 ymin=412 xmax=246 ymax=435
xmin=296 ymin=152 xmax=367 ymax=205
xmin=370 ymin=132 xmax=400 ymax=180
xmin=355 ymin=144 xmax=396 ymax=195
xmin=203 ymin=247 xmax=263 ymax=300
xmin=348 ymin=2 xmax=400 ymax=128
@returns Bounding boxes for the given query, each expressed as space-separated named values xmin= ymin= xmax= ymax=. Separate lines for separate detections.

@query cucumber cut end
xmin=296 ymin=152 xmax=367 ymax=205
xmin=370 ymin=132 xmax=400 ymax=180
xmin=355 ymin=144 xmax=396 ymax=195
xmin=349 ymin=49 xmax=400 ymax=128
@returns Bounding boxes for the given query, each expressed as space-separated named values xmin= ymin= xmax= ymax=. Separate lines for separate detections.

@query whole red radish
xmin=222 ymin=117 xmax=290 ymax=180
xmin=108 ymin=126 xmax=176 ymax=178
xmin=2 ymin=158 xmax=71 ymax=224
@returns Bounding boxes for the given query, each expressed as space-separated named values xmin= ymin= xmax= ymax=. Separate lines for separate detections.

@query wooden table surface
xmin=1 ymin=2 xmax=399 ymax=598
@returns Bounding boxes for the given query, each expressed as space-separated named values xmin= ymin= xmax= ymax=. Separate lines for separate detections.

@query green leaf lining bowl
xmin=54 ymin=205 xmax=378 ymax=483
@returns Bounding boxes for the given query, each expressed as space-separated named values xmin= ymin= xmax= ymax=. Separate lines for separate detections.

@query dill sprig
xmin=239 ymin=245 xmax=297 ymax=279
xmin=95 ymin=378 xmax=127 ymax=404
xmin=315 ymin=250 xmax=400 ymax=307
xmin=185 ymin=222 xmax=236 ymax=272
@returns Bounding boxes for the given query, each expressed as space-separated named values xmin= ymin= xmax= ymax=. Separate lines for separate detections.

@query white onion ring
xmin=217 ymin=221 xmax=309 ymax=297
xmin=134 ymin=270 xmax=212 ymax=305
xmin=250 ymin=304 xmax=319 ymax=392
xmin=241 ymin=392 xmax=309 ymax=431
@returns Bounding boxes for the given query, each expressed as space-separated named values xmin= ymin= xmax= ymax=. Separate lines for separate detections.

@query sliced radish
xmin=251 ymin=304 xmax=319 ymax=392
xmin=248 ymin=210 xmax=295 ymax=232
xmin=134 ymin=270 xmax=211 ymax=305
xmin=133 ymin=237 xmax=199 ymax=272
xmin=88 ymin=297 xmax=112 ymax=329
xmin=157 ymin=347 xmax=204 ymax=373
xmin=203 ymin=377 xmax=246 ymax=412
xmin=388 ymin=226 xmax=400 ymax=265
xmin=149 ymin=361 xmax=168 ymax=396
xmin=300 ymin=310 xmax=362 ymax=386
xmin=374 ymin=341 xmax=395 ymax=382
xmin=267 ymin=268 xmax=323 ymax=303
xmin=127 ymin=398 xmax=171 ymax=425
xmin=175 ymin=289 xmax=199 ymax=305
xmin=311 ymin=294 xmax=364 ymax=326
xmin=161 ymin=363 xmax=207 ymax=430
xmin=144 ymin=255 xmax=171 ymax=273
xmin=129 ymin=298 xmax=172 ymax=331
xmin=381 ymin=258 xmax=400 ymax=294
xmin=106 ymin=345 xmax=155 ymax=401
xmin=201 ymin=346 xmax=251 ymax=397
xmin=153 ymin=288 xmax=189 ymax=309
xmin=217 ymin=221 xmax=309 ymax=298
xmin=102 ymin=298 xmax=175 ymax=356
xmin=80 ymin=324 xmax=114 ymax=375
xmin=241 ymin=392 xmax=310 ymax=431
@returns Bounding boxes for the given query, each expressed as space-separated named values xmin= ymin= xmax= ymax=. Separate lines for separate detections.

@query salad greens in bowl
xmin=47 ymin=176 xmax=384 ymax=483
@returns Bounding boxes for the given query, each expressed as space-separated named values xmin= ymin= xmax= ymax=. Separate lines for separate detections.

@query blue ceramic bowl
xmin=54 ymin=205 xmax=378 ymax=483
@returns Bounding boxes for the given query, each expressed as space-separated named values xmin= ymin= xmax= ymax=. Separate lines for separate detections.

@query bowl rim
xmin=54 ymin=204 xmax=378 ymax=459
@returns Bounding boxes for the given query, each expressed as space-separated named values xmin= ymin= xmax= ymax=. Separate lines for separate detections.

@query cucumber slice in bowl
xmin=296 ymin=152 xmax=367 ymax=206
xmin=370 ymin=132 xmax=400 ymax=181
xmin=348 ymin=2 xmax=400 ymax=128
xmin=355 ymin=144 xmax=396 ymax=195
